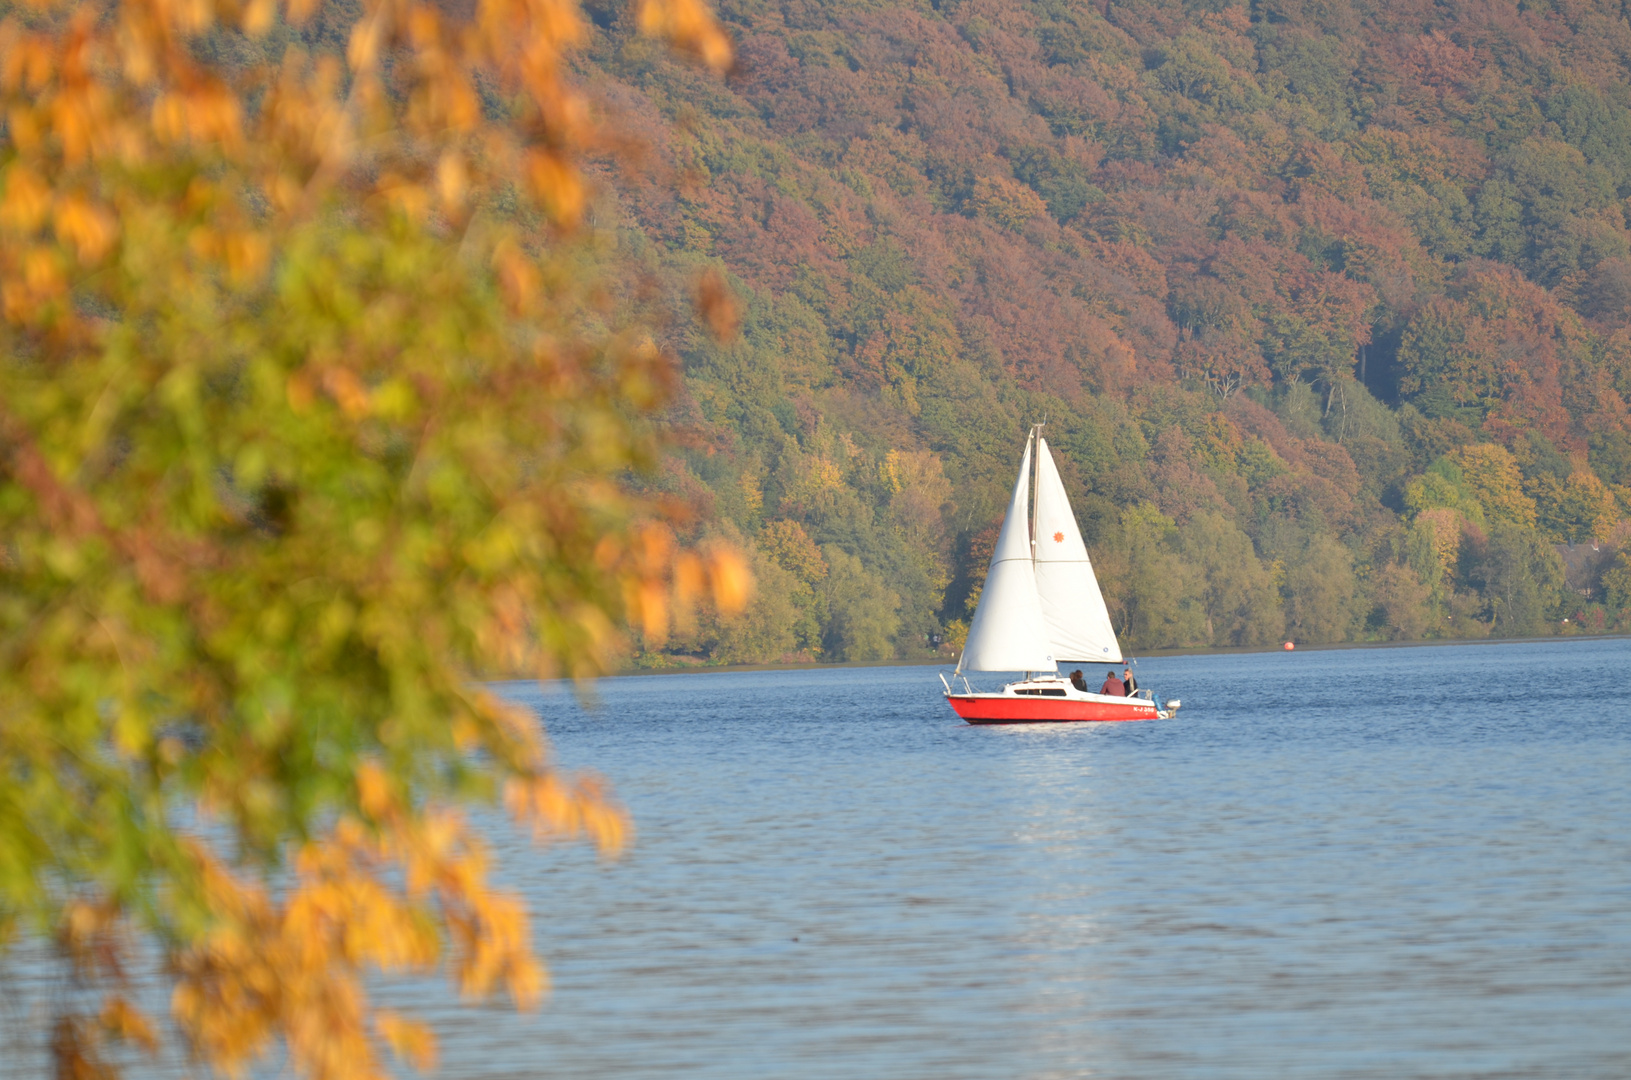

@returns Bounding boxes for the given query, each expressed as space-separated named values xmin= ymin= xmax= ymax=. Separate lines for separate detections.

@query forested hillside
xmin=576 ymin=0 xmax=1631 ymax=664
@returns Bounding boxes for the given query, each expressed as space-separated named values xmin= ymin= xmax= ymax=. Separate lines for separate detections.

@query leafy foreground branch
xmin=0 ymin=0 xmax=740 ymax=1074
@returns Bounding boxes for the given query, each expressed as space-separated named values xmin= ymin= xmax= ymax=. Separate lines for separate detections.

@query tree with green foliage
xmin=821 ymin=547 xmax=900 ymax=661
xmin=1398 ymin=299 xmax=1489 ymax=419
xmin=1405 ymin=461 xmax=1486 ymax=527
xmin=0 ymin=0 xmax=737 ymax=1073
xmin=1369 ymin=562 xmax=1431 ymax=641
xmin=1099 ymin=504 xmax=1204 ymax=649
xmin=1470 ymin=524 xmax=1566 ymax=637
xmin=757 ymin=519 xmax=830 ymax=657
xmin=1179 ymin=512 xmax=1281 ymax=646
xmin=1282 ymin=535 xmax=1362 ymax=644
xmin=1603 ymin=552 xmax=1631 ymax=612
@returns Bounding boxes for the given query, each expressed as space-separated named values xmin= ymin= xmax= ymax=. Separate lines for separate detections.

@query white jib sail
xmin=957 ymin=438 xmax=1056 ymax=673
xmin=1033 ymin=437 xmax=1124 ymax=664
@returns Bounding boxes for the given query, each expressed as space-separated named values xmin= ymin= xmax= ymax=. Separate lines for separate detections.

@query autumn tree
xmin=1447 ymin=443 xmax=1538 ymax=528
xmin=1408 ymin=506 xmax=1464 ymax=605
xmin=1261 ymin=269 xmax=1375 ymax=403
xmin=0 ymin=0 xmax=738 ymax=1075
xmin=1536 ymin=470 xmax=1619 ymax=542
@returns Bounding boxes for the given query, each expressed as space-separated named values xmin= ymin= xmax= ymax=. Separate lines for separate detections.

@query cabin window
xmin=1015 ymin=688 xmax=1066 ymax=697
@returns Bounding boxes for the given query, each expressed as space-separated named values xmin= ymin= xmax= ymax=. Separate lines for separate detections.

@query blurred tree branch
xmin=0 ymin=0 xmax=742 ymax=1074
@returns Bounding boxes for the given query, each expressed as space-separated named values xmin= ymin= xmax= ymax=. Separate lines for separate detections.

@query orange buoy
xmin=1283 ymin=641 xmax=1295 ymax=651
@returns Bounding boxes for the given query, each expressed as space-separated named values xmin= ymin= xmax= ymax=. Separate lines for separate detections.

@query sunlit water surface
xmin=6 ymin=639 xmax=1631 ymax=1078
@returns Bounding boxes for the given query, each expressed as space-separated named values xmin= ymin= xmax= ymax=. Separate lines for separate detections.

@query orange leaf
xmin=695 ymin=268 xmax=740 ymax=342
xmin=321 ymin=367 xmax=372 ymax=418
xmin=286 ymin=370 xmax=316 ymax=411
xmin=495 ymin=241 xmax=540 ymax=312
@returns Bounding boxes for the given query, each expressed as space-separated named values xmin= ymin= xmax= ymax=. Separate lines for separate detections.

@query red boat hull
xmin=946 ymin=694 xmax=1159 ymax=724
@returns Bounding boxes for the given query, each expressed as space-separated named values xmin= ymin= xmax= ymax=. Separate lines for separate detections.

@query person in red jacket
xmin=1099 ymin=669 xmax=1124 ymax=696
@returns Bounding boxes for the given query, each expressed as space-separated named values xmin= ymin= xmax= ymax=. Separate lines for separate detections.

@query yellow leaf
xmin=635 ymin=0 xmax=733 ymax=72
xmin=347 ymin=13 xmax=383 ymax=72
xmin=23 ymin=243 xmax=64 ymax=295
xmin=706 ymin=543 xmax=752 ymax=614
xmin=356 ymin=762 xmax=393 ymax=819
xmin=171 ymin=0 xmax=215 ymax=35
xmin=53 ymin=194 xmax=119 ymax=263
xmin=377 ymin=173 xmax=430 ymax=222
xmin=0 ymin=165 xmax=51 ymax=233
xmin=100 ymin=996 xmax=159 ymax=1056
xmin=150 ymin=92 xmax=190 ymax=144
xmin=673 ymin=551 xmax=704 ymax=609
xmin=435 ymin=151 xmax=467 ymax=215
xmin=223 ymin=229 xmax=269 ymax=284
xmin=495 ymin=240 xmax=539 ymax=312
xmin=243 ymin=0 xmax=276 ymax=36
xmin=526 ymin=149 xmax=584 ymax=227
xmin=636 ymin=580 xmax=667 ymax=641
xmin=6 ymin=104 xmax=42 ymax=151
xmin=376 ymin=1011 xmax=438 ymax=1072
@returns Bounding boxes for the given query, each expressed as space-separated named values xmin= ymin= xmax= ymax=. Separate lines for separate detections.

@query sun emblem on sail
xmin=1052 ymin=531 xmax=1064 ymax=542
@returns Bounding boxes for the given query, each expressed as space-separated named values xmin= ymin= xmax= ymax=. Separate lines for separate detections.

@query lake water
xmin=3 ymin=638 xmax=1629 ymax=1078
xmin=426 ymin=637 xmax=1631 ymax=1079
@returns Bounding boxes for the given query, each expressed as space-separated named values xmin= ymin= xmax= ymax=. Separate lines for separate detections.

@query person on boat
xmin=1069 ymin=669 xmax=1087 ymax=692
xmin=1122 ymin=667 xmax=1138 ymax=696
xmin=1099 ymin=669 xmax=1124 ymax=696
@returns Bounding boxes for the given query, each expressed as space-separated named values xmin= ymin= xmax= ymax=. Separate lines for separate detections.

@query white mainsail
xmin=956 ymin=428 xmax=1124 ymax=673
xmin=1033 ymin=437 xmax=1123 ymax=664
xmin=956 ymin=438 xmax=1055 ymax=673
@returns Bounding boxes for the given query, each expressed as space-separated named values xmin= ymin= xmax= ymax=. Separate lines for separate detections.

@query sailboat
xmin=941 ymin=424 xmax=1181 ymax=724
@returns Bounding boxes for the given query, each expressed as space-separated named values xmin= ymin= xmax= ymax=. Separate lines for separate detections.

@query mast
xmin=1028 ymin=421 xmax=1044 ymax=560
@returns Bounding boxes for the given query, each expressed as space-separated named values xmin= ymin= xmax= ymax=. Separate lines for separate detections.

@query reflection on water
xmin=5 ymin=639 xmax=1630 ymax=1078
